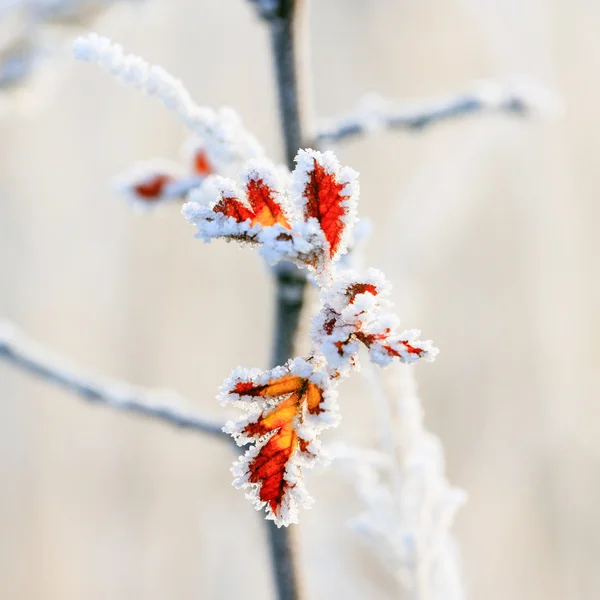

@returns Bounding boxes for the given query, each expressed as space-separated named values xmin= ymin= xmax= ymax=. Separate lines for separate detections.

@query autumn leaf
xmin=116 ymin=159 xmax=186 ymax=204
xmin=245 ymin=175 xmax=291 ymax=228
xmin=183 ymin=162 xmax=294 ymax=245
xmin=220 ymin=358 xmax=339 ymax=526
xmin=292 ymin=149 xmax=358 ymax=261
xmin=313 ymin=268 xmax=438 ymax=374
xmin=132 ymin=173 xmax=174 ymax=200
xmin=117 ymin=154 xmax=211 ymax=205
xmin=213 ymin=195 xmax=256 ymax=222
xmin=192 ymin=149 xmax=213 ymax=176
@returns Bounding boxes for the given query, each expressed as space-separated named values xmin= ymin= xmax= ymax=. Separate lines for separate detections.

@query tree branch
xmin=252 ymin=1 xmax=309 ymax=599
xmin=0 ymin=321 xmax=225 ymax=438
xmin=315 ymin=81 xmax=559 ymax=145
xmin=266 ymin=0 xmax=307 ymax=166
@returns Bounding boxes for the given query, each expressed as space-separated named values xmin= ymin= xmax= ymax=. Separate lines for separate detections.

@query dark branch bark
xmin=268 ymin=0 xmax=306 ymax=166
xmin=260 ymin=2 xmax=308 ymax=599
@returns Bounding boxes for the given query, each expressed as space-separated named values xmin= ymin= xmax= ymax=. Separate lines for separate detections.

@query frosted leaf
xmin=312 ymin=268 xmax=438 ymax=374
xmin=220 ymin=358 xmax=339 ymax=526
xmin=291 ymin=148 xmax=359 ymax=269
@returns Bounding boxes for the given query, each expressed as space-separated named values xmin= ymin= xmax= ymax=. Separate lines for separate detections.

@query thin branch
xmin=315 ymin=81 xmax=560 ymax=145
xmin=269 ymin=261 xmax=308 ymax=368
xmin=0 ymin=321 xmax=225 ymax=438
xmin=257 ymin=1 xmax=308 ymax=599
xmin=266 ymin=0 xmax=307 ymax=166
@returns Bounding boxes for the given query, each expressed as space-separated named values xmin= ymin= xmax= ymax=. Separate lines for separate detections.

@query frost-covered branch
xmin=73 ymin=33 xmax=264 ymax=165
xmin=316 ymin=81 xmax=560 ymax=145
xmin=0 ymin=321 xmax=225 ymax=437
xmin=334 ymin=363 xmax=466 ymax=600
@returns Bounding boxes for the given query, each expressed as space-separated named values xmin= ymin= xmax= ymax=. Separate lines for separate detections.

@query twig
xmin=0 ymin=321 xmax=225 ymax=438
xmin=264 ymin=0 xmax=307 ymax=166
xmin=315 ymin=81 xmax=559 ymax=145
xmin=250 ymin=1 xmax=308 ymax=599
xmin=264 ymin=261 xmax=307 ymax=600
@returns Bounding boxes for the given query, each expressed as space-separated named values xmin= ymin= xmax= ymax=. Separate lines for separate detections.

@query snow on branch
xmin=333 ymin=362 xmax=467 ymax=599
xmin=72 ymin=33 xmax=264 ymax=165
xmin=316 ymin=80 xmax=562 ymax=145
xmin=0 ymin=321 xmax=225 ymax=437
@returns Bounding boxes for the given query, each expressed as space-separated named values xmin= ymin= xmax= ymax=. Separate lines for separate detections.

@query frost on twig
xmin=181 ymin=147 xmax=438 ymax=524
xmin=73 ymin=33 xmax=264 ymax=164
xmin=0 ymin=320 xmax=225 ymax=437
xmin=72 ymin=33 xmax=265 ymax=205
xmin=74 ymin=35 xmax=439 ymax=526
xmin=316 ymin=80 xmax=562 ymax=145
xmin=334 ymin=363 xmax=466 ymax=600
xmin=312 ymin=267 xmax=438 ymax=377
xmin=183 ymin=148 xmax=360 ymax=283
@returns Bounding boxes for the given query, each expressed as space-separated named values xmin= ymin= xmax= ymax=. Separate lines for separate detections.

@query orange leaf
xmin=246 ymin=177 xmax=291 ymax=228
xmin=222 ymin=359 xmax=338 ymax=526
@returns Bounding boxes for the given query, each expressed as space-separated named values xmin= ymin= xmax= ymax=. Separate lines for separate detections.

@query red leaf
xmin=193 ymin=150 xmax=213 ymax=176
xmin=246 ymin=178 xmax=291 ymax=228
xmin=213 ymin=197 xmax=255 ymax=222
xmin=303 ymin=159 xmax=346 ymax=257
xmin=133 ymin=174 xmax=174 ymax=200
xmin=248 ymin=426 xmax=298 ymax=514
xmin=346 ymin=283 xmax=378 ymax=303
xmin=222 ymin=360 xmax=338 ymax=525
xmin=293 ymin=150 xmax=358 ymax=262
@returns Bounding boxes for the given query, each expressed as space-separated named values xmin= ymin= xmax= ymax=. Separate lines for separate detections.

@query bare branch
xmin=316 ymin=81 xmax=561 ymax=145
xmin=0 ymin=321 xmax=225 ymax=438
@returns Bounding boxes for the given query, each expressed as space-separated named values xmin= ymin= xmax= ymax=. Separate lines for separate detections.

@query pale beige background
xmin=0 ymin=0 xmax=598 ymax=599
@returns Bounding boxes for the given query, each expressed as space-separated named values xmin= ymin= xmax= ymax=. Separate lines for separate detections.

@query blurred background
xmin=1 ymin=0 xmax=598 ymax=598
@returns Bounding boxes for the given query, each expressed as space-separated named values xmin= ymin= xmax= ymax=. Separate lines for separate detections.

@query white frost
xmin=73 ymin=33 xmax=264 ymax=166
xmin=333 ymin=363 xmax=467 ymax=599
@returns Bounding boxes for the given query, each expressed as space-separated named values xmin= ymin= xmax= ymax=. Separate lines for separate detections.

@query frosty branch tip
xmin=316 ymin=81 xmax=562 ymax=145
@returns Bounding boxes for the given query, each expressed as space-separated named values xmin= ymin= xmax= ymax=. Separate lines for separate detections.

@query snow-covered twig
xmin=335 ymin=362 xmax=466 ymax=600
xmin=0 ymin=321 xmax=225 ymax=437
xmin=316 ymin=80 xmax=561 ymax=145
xmin=73 ymin=33 xmax=264 ymax=165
